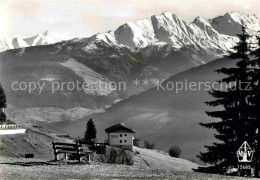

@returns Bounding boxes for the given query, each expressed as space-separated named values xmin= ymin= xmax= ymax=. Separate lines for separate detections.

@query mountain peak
xmin=43 ymin=31 xmax=50 ymax=36
xmin=210 ymin=11 xmax=260 ymax=36
xmin=193 ymin=16 xmax=208 ymax=24
xmin=161 ymin=11 xmax=181 ymax=21
xmin=162 ymin=11 xmax=172 ymax=15
xmin=114 ymin=22 xmax=152 ymax=49
xmin=223 ymin=12 xmax=232 ymax=17
xmin=161 ymin=11 xmax=177 ymax=18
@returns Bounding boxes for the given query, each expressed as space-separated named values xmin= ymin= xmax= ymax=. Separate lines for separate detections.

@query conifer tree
xmin=0 ymin=83 xmax=7 ymax=123
xmin=84 ymin=118 xmax=97 ymax=141
xmin=196 ymin=25 xmax=254 ymax=173
xmin=250 ymin=32 xmax=260 ymax=177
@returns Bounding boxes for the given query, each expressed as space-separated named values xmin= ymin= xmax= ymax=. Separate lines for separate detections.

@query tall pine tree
xmin=84 ymin=118 xmax=97 ymax=141
xmin=0 ymin=83 xmax=7 ymax=124
xmin=250 ymin=32 xmax=260 ymax=177
xmin=196 ymin=25 xmax=254 ymax=173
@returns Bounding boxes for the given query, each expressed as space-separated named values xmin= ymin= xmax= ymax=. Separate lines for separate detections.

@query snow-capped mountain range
xmin=113 ymin=12 xmax=235 ymax=51
xmin=74 ymin=11 xmax=259 ymax=61
xmin=0 ymin=11 xmax=259 ymax=124
xmin=0 ymin=31 xmax=62 ymax=52
xmin=1 ymin=11 xmax=259 ymax=55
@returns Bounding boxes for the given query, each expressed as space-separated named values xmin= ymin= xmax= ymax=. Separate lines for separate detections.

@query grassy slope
xmin=134 ymin=146 xmax=199 ymax=171
xmin=0 ymin=127 xmax=243 ymax=179
xmin=0 ymin=145 xmax=242 ymax=179
xmin=0 ymin=126 xmax=73 ymax=159
xmin=0 ymin=125 xmax=198 ymax=171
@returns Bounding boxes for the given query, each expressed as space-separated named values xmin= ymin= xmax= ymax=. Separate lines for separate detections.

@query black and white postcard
xmin=0 ymin=0 xmax=259 ymax=179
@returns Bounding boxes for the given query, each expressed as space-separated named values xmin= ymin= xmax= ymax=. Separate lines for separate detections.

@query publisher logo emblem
xmin=237 ymin=141 xmax=254 ymax=163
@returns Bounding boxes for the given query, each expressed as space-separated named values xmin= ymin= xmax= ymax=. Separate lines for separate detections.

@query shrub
xmin=168 ymin=145 xmax=182 ymax=158
xmin=100 ymin=147 xmax=133 ymax=165
xmin=107 ymin=147 xmax=117 ymax=163
xmin=143 ymin=140 xmax=156 ymax=149
xmin=118 ymin=149 xmax=133 ymax=165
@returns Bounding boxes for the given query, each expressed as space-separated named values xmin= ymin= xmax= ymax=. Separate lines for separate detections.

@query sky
xmin=0 ymin=0 xmax=259 ymax=39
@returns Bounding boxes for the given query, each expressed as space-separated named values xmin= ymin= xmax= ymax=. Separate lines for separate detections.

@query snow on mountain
xmin=114 ymin=21 xmax=155 ymax=48
xmin=104 ymin=12 xmax=241 ymax=60
xmin=191 ymin=17 xmax=237 ymax=51
xmin=24 ymin=31 xmax=62 ymax=46
xmin=209 ymin=12 xmax=260 ymax=36
xmin=81 ymin=31 xmax=125 ymax=53
xmin=0 ymin=31 xmax=63 ymax=52
xmin=0 ymin=37 xmax=29 ymax=51
xmin=8 ymin=37 xmax=29 ymax=49
xmin=104 ymin=11 xmax=259 ymax=60
xmin=1 ymin=12 xmax=258 ymax=56
xmin=0 ymin=39 xmax=10 ymax=52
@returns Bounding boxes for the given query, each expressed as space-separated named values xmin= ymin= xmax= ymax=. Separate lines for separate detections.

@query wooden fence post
xmin=52 ymin=142 xmax=57 ymax=161
xmin=76 ymin=141 xmax=80 ymax=163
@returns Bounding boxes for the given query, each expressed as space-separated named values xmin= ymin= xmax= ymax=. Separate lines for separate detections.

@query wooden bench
xmin=52 ymin=142 xmax=87 ymax=162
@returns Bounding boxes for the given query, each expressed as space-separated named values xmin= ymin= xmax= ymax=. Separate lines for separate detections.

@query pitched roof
xmin=105 ymin=123 xmax=135 ymax=133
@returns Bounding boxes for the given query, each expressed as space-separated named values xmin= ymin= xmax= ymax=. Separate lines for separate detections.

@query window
xmin=120 ymin=140 xmax=122 ymax=143
xmin=120 ymin=134 xmax=122 ymax=137
xmin=125 ymin=134 xmax=127 ymax=136
xmin=124 ymin=140 xmax=127 ymax=143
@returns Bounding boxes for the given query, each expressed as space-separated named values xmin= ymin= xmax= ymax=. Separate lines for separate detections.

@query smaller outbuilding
xmin=105 ymin=123 xmax=135 ymax=151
